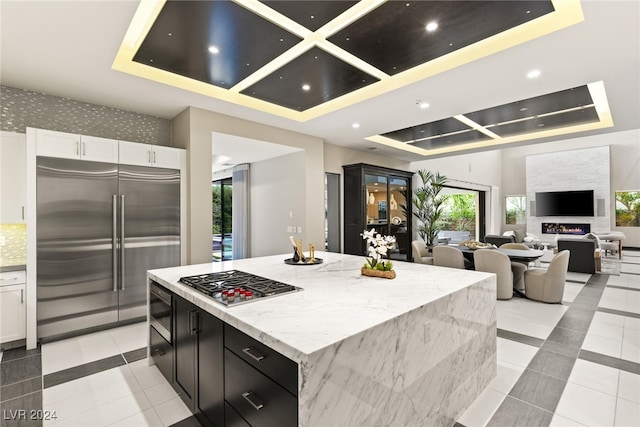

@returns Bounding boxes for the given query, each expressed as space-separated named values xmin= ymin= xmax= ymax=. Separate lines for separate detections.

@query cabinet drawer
xmin=0 ymin=270 xmax=26 ymax=287
xmin=150 ymin=326 xmax=172 ymax=383
xmin=225 ymin=401 xmax=251 ymax=427
xmin=224 ymin=324 xmax=297 ymax=396
xmin=225 ymin=349 xmax=297 ymax=427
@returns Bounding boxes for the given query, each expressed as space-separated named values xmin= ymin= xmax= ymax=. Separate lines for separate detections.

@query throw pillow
xmin=513 ymin=228 xmax=526 ymax=243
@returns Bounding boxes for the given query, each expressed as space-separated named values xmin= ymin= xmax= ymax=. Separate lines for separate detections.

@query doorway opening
xmin=438 ymin=186 xmax=486 ymax=244
xmin=212 ymin=177 xmax=232 ymax=261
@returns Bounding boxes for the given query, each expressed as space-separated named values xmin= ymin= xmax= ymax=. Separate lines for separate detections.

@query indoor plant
xmin=413 ymin=169 xmax=448 ymax=249
xmin=360 ymin=228 xmax=396 ymax=279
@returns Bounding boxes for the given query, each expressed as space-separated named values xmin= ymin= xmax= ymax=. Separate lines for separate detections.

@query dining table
xmin=455 ymin=245 xmax=545 ymax=263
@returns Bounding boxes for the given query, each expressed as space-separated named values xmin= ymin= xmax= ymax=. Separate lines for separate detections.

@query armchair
xmin=557 ymin=238 xmax=597 ymax=274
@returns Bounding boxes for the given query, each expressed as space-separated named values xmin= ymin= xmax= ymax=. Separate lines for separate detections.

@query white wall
xmin=172 ymin=107 xmax=325 ymax=263
xmin=250 ymin=151 xmax=307 ymax=257
xmin=409 ymin=150 xmax=504 ymax=236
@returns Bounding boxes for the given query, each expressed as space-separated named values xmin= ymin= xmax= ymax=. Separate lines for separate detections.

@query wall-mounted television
xmin=535 ymin=190 xmax=594 ymax=217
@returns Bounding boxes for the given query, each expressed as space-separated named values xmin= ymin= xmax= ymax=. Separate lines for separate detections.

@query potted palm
xmin=413 ymin=169 xmax=448 ymax=249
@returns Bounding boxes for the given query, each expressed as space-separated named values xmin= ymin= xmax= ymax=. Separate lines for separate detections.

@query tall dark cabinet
xmin=343 ymin=163 xmax=413 ymax=260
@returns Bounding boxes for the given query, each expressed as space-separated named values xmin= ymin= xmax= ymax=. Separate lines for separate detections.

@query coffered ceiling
xmin=1 ymin=0 xmax=638 ymax=161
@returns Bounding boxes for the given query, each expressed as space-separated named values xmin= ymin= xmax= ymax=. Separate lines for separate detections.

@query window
xmin=506 ymin=196 xmax=526 ymax=225
xmin=212 ymin=178 xmax=232 ymax=261
xmin=615 ymin=191 xmax=640 ymax=226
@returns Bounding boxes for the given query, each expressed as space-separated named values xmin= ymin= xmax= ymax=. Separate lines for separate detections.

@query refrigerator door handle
xmin=120 ymin=194 xmax=126 ymax=291
xmin=112 ymin=195 xmax=118 ymax=293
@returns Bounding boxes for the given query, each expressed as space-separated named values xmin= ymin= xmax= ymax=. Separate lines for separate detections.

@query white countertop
xmin=148 ymin=252 xmax=494 ymax=363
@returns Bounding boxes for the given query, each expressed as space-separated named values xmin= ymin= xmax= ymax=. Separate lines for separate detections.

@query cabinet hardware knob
xmin=242 ymin=392 xmax=264 ymax=411
xmin=242 ymin=347 xmax=265 ymax=362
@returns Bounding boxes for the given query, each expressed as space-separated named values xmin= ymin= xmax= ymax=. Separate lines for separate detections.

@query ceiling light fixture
xmin=352 ymin=123 xmax=360 ymax=129
xmin=302 ymin=84 xmax=311 ymax=91
xmin=425 ymin=21 xmax=438 ymax=32
xmin=527 ymin=69 xmax=541 ymax=79
xmin=208 ymin=45 xmax=220 ymax=54
xmin=420 ymin=102 xmax=430 ymax=109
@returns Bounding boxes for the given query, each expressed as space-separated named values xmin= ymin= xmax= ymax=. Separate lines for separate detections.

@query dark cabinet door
xmin=198 ymin=310 xmax=224 ymax=427
xmin=225 ymin=350 xmax=297 ymax=427
xmin=174 ymin=296 xmax=196 ymax=410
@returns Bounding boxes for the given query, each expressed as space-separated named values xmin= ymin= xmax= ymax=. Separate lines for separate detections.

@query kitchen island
xmin=148 ymin=252 xmax=497 ymax=427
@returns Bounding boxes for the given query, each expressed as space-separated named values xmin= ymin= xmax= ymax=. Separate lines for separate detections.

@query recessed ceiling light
xmin=167 ymin=33 xmax=172 ymax=36
xmin=420 ymin=102 xmax=430 ymax=109
xmin=208 ymin=45 xmax=219 ymax=54
xmin=527 ymin=69 xmax=541 ymax=79
xmin=425 ymin=21 xmax=438 ymax=32
xmin=302 ymin=84 xmax=311 ymax=91
xmin=352 ymin=123 xmax=360 ymax=129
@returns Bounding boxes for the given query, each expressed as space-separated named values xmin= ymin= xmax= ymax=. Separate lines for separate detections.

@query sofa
xmin=484 ymin=235 xmax=515 ymax=247
xmin=556 ymin=238 xmax=598 ymax=274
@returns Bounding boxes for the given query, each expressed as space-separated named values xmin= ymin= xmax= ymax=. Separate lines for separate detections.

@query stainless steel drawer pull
xmin=242 ymin=347 xmax=265 ymax=362
xmin=242 ymin=392 xmax=264 ymax=411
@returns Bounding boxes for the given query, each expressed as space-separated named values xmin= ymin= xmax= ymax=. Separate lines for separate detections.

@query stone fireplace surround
xmin=526 ymin=146 xmax=611 ymax=242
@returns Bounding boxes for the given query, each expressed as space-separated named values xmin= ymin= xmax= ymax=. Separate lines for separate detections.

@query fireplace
xmin=542 ymin=223 xmax=591 ymax=235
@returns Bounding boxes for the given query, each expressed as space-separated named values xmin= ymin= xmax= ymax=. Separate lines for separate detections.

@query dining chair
xmin=500 ymin=243 xmax=529 ymax=250
xmin=473 ymin=249 xmax=513 ymax=300
xmin=524 ymin=250 xmax=570 ymax=303
xmin=412 ymin=240 xmax=433 ymax=265
xmin=500 ymin=243 xmax=530 ymax=290
xmin=433 ymin=245 xmax=467 ymax=269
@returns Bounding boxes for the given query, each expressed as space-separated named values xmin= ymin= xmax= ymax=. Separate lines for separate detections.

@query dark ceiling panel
xmin=382 ymin=117 xmax=470 ymax=143
xmin=491 ymin=107 xmax=600 ymax=137
xmin=411 ymin=130 xmax=492 ymax=150
xmin=328 ymin=1 xmax=554 ymax=75
xmin=466 ymin=85 xmax=594 ymax=126
xmin=133 ymin=1 xmax=301 ymax=88
xmin=262 ymin=1 xmax=357 ymax=31
xmin=240 ymin=47 xmax=379 ymax=111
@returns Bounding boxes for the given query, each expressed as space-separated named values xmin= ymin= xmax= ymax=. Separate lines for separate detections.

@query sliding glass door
xmin=439 ymin=187 xmax=486 ymax=243
xmin=212 ymin=178 xmax=233 ymax=261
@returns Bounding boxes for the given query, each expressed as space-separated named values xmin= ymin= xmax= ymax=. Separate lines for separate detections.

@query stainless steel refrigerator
xmin=36 ymin=157 xmax=180 ymax=340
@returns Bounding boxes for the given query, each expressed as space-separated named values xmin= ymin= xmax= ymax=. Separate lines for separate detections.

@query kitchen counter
xmin=149 ymin=252 xmax=497 ymax=426
xmin=0 ymin=264 xmax=26 ymax=272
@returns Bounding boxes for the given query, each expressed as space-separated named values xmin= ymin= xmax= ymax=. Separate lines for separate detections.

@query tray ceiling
xmin=113 ymin=0 xmax=612 ymax=157
xmin=114 ymin=0 xmax=582 ymax=120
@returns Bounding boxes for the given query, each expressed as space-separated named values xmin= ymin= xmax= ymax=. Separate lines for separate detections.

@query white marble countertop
xmin=148 ymin=252 xmax=494 ymax=363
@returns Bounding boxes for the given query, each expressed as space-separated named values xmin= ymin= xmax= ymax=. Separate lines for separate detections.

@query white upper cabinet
xmin=35 ymin=129 xmax=118 ymax=163
xmin=78 ymin=135 xmax=119 ymax=162
xmin=0 ymin=132 xmax=27 ymax=223
xmin=119 ymin=140 xmax=183 ymax=169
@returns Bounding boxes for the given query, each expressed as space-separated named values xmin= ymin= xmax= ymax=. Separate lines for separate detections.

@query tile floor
xmin=1 ymin=250 xmax=639 ymax=427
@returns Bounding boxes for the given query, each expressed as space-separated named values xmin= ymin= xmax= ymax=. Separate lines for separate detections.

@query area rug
xmin=600 ymin=255 xmax=622 ymax=276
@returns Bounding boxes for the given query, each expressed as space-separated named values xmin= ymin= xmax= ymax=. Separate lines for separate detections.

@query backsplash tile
xmin=0 ymin=85 xmax=171 ymax=146
xmin=0 ymin=224 xmax=27 ymax=267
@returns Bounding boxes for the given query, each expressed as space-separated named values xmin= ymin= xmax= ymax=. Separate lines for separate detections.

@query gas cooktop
xmin=179 ymin=270 xmax=302 ymax=307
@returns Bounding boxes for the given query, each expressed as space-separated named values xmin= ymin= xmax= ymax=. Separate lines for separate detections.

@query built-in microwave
xmin=149 ymin=282 xmax=172 ymax=343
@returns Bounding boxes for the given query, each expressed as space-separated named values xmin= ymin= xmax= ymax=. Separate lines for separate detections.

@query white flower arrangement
xmin=361 ymin=228 xmax=396 ymax=272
